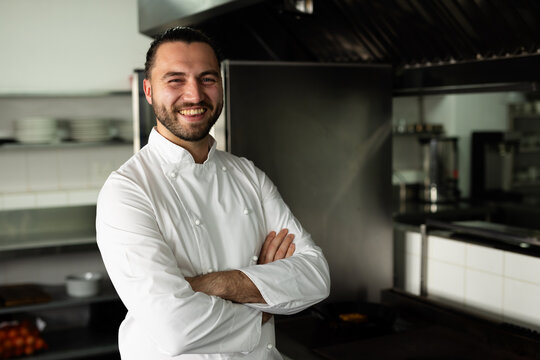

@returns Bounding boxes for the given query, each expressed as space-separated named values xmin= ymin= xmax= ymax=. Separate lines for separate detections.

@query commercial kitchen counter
xmin=275 ymin=290 xmax=540 ymax=359
xmin=393 ymin=200 xmax=540 ymax=257
xmin=275 ymin=200 xmax=540 ymax=359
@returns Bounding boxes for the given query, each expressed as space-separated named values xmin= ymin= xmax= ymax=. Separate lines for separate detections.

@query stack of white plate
xmin=15 ymin=117 xmax=58 ymax=144
xmin=70 ymin=118 xmax=111 ymax=143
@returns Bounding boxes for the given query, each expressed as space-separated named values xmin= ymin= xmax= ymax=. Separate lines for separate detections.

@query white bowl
xmin=66 ymin=272 xmax=102 ymax=297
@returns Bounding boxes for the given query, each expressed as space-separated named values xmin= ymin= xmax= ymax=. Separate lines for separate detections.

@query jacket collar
xmin=148 ymin=127 xmax=217 ymax=165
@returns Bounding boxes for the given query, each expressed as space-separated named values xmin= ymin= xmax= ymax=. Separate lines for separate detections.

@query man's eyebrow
xmin=162 ymin=71 xmax=185 ymax=79
xmin=161 ymin=70 xmax=220 ymax=80
xmin=199 ymin=70 xmax=220 ymax=77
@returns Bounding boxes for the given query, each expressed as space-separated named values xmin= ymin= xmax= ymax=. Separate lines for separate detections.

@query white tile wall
xmin=505 ymin=252 xmax=540 ymax=285
xmin=3 ymin=192 xmax=36 ymax=209
xmin=466 ymin=243 xmax=503 ymax=275
xmin=405 ymin=253 xmax=421 ymax=295
xmin=503 ymin=278 xmax=540 ymax=331
xmin=35 ymin=191 xmax=69 ymax=208
xmin=67 ymin=189 xmax=100 ymax=205
xmin=405 ymin=231 xmax=422 ymax=256
xmin=88 ymin=147 xmax=117 ymax=188
xmin=427 ymin=258 xmax=465 ymax=306
xmin=0 ymin=144 xmax=132 ymax=210
xmin=401 ymin=234 xmax=540 ymax=332
xmin=0 ymin=151 xmax=28 ymax=192
xmin=26 ymin=150 xmax=59 ymax=191
xmin=428 ymin=235 xmax=466 ymax=266
xmin=404 ymin=231 xmax=422 ymax=295
xmin=465 ymin=269 xmax=503 ymax=320
xmin=58 ymin=149 xmax=90 ymax=189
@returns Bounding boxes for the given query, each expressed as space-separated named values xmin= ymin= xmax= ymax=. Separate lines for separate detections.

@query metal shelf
xmin=0 ymin=231 xmax=96 ymax=254
xmin=512 ymin=180 xmax=540 ymax=188
xmin=0 ymin=91 xmax=130 ymax=98
xmin=518 ymin=147 xmax=540 ymax=153
xmin=0 ymin=140 xmax=132 ymax=151
xmin=0 ymin=284 xmax=118 ymax=316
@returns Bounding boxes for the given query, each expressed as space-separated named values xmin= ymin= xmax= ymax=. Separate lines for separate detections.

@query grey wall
xmin=225 ymin=62 xmax=393 ymax=302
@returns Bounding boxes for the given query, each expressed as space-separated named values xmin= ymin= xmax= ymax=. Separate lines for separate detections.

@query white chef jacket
xmin=96 ymin=128 xmax=330 ymax=359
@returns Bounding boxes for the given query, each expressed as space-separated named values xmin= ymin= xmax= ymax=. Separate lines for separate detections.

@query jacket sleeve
xmin=237 ymin=167 xmax=331 ymax=315
xmin=96 ymin=173 xmax=262 ymax=356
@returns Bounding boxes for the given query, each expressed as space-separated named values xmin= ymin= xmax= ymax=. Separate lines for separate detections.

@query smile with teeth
xmin=179 ymin=108 xmax=206 ymax=116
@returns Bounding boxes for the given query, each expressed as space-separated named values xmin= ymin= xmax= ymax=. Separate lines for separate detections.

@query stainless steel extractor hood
xmin=138 ymin=0 xmax=540 ymax=92
xmin=138 ymin=0 xmax=264 ymax=37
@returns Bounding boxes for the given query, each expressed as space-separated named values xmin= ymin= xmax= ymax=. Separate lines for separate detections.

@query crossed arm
xmin=185 ymin=229 xmax=295 ymax=322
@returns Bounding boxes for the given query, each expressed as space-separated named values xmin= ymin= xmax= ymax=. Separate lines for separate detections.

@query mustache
xmin=173 ymin=101 xmax=213 ymax=112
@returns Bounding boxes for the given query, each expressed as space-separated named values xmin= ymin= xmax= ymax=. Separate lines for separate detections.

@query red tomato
xmin=2 ymin=339 xmax=12 ymax=349
xmin=34 ymin=338 xmax=45 ymax=350
xmin=25 ymin=335 xmax=35 ymax=346
xmin=13 ymin=336 xmax=24 ymax=348
xmin=19 ymin=327 xmax=29 ymax=337
xmin=24 ymin=345 xmax=34 ymax=356
xmin=6 ymin=328 xmax=18 ymax=339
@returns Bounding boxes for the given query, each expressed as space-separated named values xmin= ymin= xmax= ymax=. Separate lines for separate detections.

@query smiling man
xmin=146 ymin=39 xmax=223 ymax=156
xmin=96 ymin=27 xmax=330 ymax=360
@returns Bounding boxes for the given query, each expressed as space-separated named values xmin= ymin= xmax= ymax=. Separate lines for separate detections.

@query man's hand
xmin=258 ymin=229 xmax=295 ymax=264
xmin=262 ymin=312 xmax=272 ymax=324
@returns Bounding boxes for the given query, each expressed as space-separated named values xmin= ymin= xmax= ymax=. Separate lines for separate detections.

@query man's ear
xmin=143 ymin=79 xmax=152 ymax=104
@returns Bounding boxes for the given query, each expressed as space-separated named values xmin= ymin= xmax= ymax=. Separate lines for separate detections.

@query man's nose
xmin=183 ymin=78 xmax=203 ymax=102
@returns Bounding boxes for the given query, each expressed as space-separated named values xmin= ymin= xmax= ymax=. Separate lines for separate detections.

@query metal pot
xmin=419 ymin=136 xmax=460 ymax=203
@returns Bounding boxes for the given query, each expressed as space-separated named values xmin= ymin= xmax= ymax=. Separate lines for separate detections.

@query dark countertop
xmin=313 ymin=325 xmax=532 ymax=360
xmin=393 ymin=199 xmax=540 ymax=228
xmin=275 ymin=290 xmax=540 ymax=360
xmin=393 ymin=200 xmax=540 ymax=257
xmin=393 ymin=199 xmax=491 ymax=227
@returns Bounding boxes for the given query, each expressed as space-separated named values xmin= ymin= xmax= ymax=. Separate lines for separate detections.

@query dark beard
xmin=153 ymin=100 xmax=223 ymax=142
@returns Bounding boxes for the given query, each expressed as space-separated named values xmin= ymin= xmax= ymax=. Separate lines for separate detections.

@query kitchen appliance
xmin=419 ymin=136 xmax=459 ymax=203
xmin=134 ymin=61 xmax=393 ymax=302
xmin=470 ymin=131 xmax=519 ymax=202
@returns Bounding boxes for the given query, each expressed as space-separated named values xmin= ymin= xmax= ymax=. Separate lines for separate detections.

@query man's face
xmin=143 ymin=41 xmax=223 ymax=143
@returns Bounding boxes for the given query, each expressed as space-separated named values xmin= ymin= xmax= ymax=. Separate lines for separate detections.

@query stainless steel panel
xmin=223 ymin=61 xmax=392 ymax=302
xmin=132 ymin=69 xmax=155 ymax=150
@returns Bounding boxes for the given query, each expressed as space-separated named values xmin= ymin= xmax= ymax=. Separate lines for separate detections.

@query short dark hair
xmin=144 ymin=26 xmax=222 ymax=79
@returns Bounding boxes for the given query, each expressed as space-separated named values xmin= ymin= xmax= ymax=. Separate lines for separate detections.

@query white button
xmin=243 ymin=208 xmax=249 ymax=215
xmin=252 ymin=256 xmax=258 ymax=262
xmin=266 ymin=344 xmax=273 ymax=350
xmin=194 ymin=219 xmax=201 ymax=226
xmin=221 ymin=166 xmax=227 ymax=171
xmin=207 ymin=268 xmax=213 ymax=273
xmin=169 ymin=172 xmax=177 ymax=178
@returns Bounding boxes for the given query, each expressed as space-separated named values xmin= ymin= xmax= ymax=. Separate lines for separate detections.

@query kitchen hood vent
xmin=139 ymin=0 xmax=540 ymax=67
xmin=138 ymin=0 xmax=540 ymax=89
xmin=138 ymin=0 xmax=265 ymax=37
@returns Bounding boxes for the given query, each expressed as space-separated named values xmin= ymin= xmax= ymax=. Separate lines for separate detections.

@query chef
xmin=96 ymin=26 xmax=330 ymax=359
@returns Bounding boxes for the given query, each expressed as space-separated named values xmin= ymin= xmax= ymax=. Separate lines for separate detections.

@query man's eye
xmin=202 ymin=77 xmax=217 ymax=84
